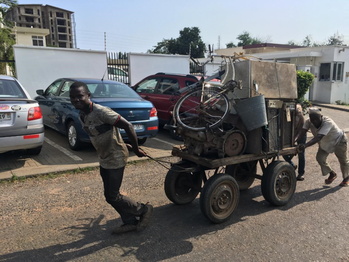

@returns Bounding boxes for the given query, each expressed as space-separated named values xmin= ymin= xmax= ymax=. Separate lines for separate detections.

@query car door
xmin=36 ymin=79 xmax=63 ymax=129
xmin=53 ymin=80 xmax=82 ymax=134
xmin=134 ymin=77 xmax=180 ymax=123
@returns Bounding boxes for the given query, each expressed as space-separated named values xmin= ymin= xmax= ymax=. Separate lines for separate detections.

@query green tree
xmin=226 ymin=42 xmax=236 ymax=48
xmin=326 ymin=33 xmax=344 ymax=46
xmin=1 ymin=0 xmax=17 ymax=25
xmin=149 ymin=27 xmax=206 ymax=58
xmin=0 ymin=0 xmax=17 ymax=75
xmin=236 ymin=31 xmax=262 ymax=46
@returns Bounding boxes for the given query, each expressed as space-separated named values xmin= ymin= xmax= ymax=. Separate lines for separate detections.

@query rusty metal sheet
xmin=233 ymin=60 xmax=297 ymax=99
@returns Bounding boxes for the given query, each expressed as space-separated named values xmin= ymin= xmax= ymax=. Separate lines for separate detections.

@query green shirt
xmin=80 ymin=103 xmax=128 ymax=169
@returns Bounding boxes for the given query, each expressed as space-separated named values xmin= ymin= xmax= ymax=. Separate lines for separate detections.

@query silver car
xmin=0 ymin=75 xmax=44 ymax=155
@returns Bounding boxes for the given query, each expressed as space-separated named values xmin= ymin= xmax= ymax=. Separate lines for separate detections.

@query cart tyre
xmin=226 ymin=161 xmax=257 ymax=190
xmin=164 ymin=165 xmax=203 ymax=205
xmin=261 ymin=160 xmax=296 ymax=206
xmin=200 ymin=173 xmax=240 ymax=224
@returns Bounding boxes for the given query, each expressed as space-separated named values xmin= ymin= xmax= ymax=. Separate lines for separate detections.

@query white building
xmin=13 ymin=26 xmax=49 ymax=47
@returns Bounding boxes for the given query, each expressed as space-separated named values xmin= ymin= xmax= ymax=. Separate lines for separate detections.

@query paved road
xmin=0 ymin=144 xmax=348 ymax=261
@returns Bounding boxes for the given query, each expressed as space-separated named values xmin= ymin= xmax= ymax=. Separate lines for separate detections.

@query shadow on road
xmin=0 ymin=183 xmax=342 ymax=261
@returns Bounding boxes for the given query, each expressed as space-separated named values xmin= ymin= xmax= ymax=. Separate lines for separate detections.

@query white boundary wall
xmin=14 ymin=45 xmax=107 ymax=98
xmin=128 ymin=53 xmax=190 ymax=86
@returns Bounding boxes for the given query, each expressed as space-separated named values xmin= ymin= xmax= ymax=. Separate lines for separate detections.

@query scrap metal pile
xmin=172 ymin=57 xmax=298 ymax=158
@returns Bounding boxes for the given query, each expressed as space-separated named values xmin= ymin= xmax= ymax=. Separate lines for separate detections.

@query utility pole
xmin=104 ymin=32 xmax=107 ymax=51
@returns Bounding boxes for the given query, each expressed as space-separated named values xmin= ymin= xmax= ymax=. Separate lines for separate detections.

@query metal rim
xmin=68 ymin=124 xmax=77 ymax=147
xmin=275 ymin=171 xmax=293 ymax=199
xmin=209 ymin=180 xmax=239 ymax=220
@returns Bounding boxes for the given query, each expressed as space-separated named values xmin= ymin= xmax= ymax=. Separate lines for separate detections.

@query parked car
xmin=35 ymin=78 xmax=158 ymax=150
xmin=132 ymin=72 xmax=221 ymax=139
xmin=0 ymin=75 xmax=44 ymax=155
xmin=132 ymin=73 xmax=198 ymax=137
xmin=108 ymin=66 xmax=129 ymax=84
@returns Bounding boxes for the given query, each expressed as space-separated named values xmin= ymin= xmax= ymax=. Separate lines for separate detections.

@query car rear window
xmin=88 ymin=82 xmax=140 ymax=98
xmin=0 ymin=79 xmax=27 ymax=98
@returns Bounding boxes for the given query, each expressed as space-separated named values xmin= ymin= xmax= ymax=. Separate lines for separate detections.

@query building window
xmin=25 ymin=8 xmax=34 ymax=14
xmin=25 ymin=17 xmax=34 ymax=22
xmin=319 ymin=63 xmax=331 ymax=81
xmin=58 ymin=34 xmax=67 ymax=40
xmin=58 ymin=27 xmax=67 ymax=33
xmin=56 ymin=12 xmax=64 ymax=18
xmin=57 ymin=19 xmax=66 ymax=26
xmin=59 ymin=42 xmax=66 ymax=48
xmin=32 ymin=36 xmax=44 ymax=46
xmin=332 ymin=62 xmax=344 ymax=81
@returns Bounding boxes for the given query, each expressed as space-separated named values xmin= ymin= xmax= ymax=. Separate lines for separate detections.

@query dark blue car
xmin=35 ymin=78 xmax=158 ymax=150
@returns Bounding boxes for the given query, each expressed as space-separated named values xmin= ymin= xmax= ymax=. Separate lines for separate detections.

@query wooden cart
xmin=164 ymin=145 xmax=298 ymax=224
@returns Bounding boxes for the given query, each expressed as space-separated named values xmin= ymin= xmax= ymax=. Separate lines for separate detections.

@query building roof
xmin=243 ymin=43 xmax=302 ymax=50
xmin=16 ymin=4 xmax=73 ymax=14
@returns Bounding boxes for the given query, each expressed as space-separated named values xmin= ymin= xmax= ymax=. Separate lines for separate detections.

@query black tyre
xmin=200 ymin=173 xmax=240 ymax=224
xmin=168 ymin=118 xmax=183 ymax=141
xmin=226 ymin=161 xmax=257 ymax=190
xmin=261 ymin=161 xmax=296 ymax=206
xmin=164 ymin=164 xmax=203 ymax=205
xmin=138 ymin=137 xmax=147 ymax=145
xmin=174 ymin=87 xmax=231 ymax=131
xmin=26 ymin=146 xmax=42 ymax=155
xmin=67 ymin=121 xmax=83 ymax=150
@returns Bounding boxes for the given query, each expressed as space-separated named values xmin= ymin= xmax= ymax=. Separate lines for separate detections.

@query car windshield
xmin=0 ymin=79 xmax=27 ymax=98
xmin=88 ymin=82 xmax=140 ymax=98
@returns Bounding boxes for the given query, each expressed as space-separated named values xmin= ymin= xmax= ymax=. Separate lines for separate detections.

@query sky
xmin=17 ymin=0 xmax=349 ymax=53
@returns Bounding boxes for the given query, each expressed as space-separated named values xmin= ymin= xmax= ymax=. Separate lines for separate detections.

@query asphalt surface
xmin=1 ymin=143 xmax=348 ymax=261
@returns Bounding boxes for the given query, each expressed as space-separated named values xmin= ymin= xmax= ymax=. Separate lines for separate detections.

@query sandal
xmin=325 ymin=172 xmax=337 ymax=184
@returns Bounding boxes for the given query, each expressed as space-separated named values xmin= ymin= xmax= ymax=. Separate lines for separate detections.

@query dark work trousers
xmin=100 ymin=166 xmax=146 ymax=225
xmin=283 ymin=134 xmax=307 ymax=176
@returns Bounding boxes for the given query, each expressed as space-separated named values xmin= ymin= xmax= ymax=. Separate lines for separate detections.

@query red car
xmin=132 ymin=73 xmax=199 ymax=138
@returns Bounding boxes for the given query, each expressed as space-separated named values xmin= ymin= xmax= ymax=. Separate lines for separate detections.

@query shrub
xmin=296 ymin=70 xmax=314 ymax=100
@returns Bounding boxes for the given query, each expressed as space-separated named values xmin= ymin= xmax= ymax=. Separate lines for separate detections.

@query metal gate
xmin=107 ymin=52 xmax=129 ymax=85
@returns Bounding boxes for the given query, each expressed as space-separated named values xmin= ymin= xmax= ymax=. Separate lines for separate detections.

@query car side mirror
xmin=36 ymin=89 xmax=44 ymax=96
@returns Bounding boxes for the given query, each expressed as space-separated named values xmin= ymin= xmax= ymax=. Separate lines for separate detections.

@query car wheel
xmin=200 ymin=173 xmax=240 ymax=223
xmin=67 ymin=121 xmax=83 ymax=150
xmin=138 ymin=137 xmax=147 ymax=145
xmin=26 ymin=146 xmax=42 ymax=155
xmin=261 ymin=161 xmax=297 ymax=206
xmin=164 ymin=164 xmax=203 ymax=205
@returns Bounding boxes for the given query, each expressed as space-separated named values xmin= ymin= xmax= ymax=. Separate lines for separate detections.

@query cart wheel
xmin=261 ymin=161 xmax=296 ymax=206
xmin=200 ymin=173 xmax=240 ymax=224
xmin=226 ymin=161 xmax=257 ymax=190
xmin=164 ymin=165 xmax=203 ymax=205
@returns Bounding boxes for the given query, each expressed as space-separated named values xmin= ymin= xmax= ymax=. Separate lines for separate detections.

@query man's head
xmin=309 ymin=108 xmax=322 ymax=128
xmin=69 ymin=81 xmax=91 ymax=111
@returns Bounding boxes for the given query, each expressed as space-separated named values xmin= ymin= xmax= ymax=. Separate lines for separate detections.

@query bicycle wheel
xmin=174 ymin=87 xmax=231 ymax=131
